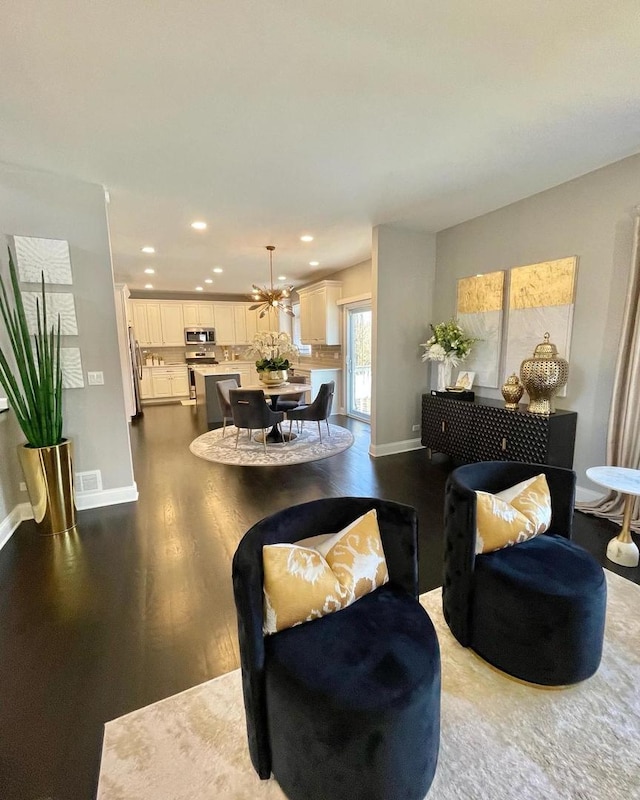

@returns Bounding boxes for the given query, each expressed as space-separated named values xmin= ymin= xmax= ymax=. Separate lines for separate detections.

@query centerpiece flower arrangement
xmin=245 ymin=331 xmax=299 ymax=385
xmin=420 ymin=319 xmax=476 ymax=391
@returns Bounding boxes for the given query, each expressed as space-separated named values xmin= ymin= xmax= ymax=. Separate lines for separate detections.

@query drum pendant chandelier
xmin=249 ymin=246 xmax=295 ymax=319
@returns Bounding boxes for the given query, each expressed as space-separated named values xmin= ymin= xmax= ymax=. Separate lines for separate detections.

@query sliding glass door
xmin=345 ymin=303 xmax=372 ymax=421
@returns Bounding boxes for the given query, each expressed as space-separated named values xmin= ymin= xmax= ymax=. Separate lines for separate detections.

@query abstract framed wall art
xmin=14 ymin=236 xmax=73 ymax=284
xmin=456 ymin=270 xmax=505 ymax=388
xmin=503 ymin=257 xmax=577 ymax=397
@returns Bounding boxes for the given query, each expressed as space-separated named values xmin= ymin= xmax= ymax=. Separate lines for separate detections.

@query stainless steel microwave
xmin=184 ymin=327 xmax=216 ymax=345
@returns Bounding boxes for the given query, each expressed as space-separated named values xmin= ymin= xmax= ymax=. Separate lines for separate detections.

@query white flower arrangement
xmin=420 ymin=320 xmax=476 ymax=367
xmin=245 ymin=331 xmax=299 ymax=371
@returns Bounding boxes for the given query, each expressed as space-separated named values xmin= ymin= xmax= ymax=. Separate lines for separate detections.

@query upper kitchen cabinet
xmin=159 ymin=303 xmax=185 ymax=345
xmin=183 ymin=302 xmax=215 ymax=327
xmin=213 ymin=304 xmax=236 ymax=344
xmin=297 ymin=280 xmax=342 ymax=345
xmin=130 ymin=300 xmax=184 ymax=346
xmin=132 ymin=302 xmax=162 ymax=346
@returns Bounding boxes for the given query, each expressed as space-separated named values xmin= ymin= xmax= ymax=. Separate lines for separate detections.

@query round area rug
xmin=189 ymin=423 xmax=354 ymax=466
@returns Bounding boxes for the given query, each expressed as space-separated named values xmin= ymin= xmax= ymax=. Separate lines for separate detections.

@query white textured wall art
xmin=456 ymin=271 xmax=505 ymax=388
xmin=60 ymin=348 xmax=84 ymax=389
xmin=22 ymin=292 xmax=78 ymax=336
xmin=504 ymin=257 xmax=577 ymax=398
xmin=14 ymin=236 xmax=73 ymax=284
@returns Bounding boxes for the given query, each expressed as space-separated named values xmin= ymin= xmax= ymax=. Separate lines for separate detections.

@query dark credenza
xmin=421 ymin=394 xmax=577 ymax=468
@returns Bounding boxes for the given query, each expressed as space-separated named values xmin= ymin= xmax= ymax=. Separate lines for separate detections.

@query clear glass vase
xmin=436 ymin=360 xmax=452 ymax=392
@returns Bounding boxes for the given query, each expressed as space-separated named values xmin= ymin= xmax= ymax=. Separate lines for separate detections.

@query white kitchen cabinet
xmin=233 ymin=305 xmax=249 ymax=345
xmin=151 ymin=366 xmax=189 ymax=398
xmin=297 ymin=281 xmax=342 ymax=345
xmin=213 ymin=304 xmax=236 ymax=344
xmin=159 ymin=303 xmax=185 ymax=345
xmin=131 ymin=300 xmax=183 ymax=346
xmin=183 ymin=302 xmax=215 ymax=327
xmin=139 ymin=367 xmax=154 ymax=399
xmin=291 ymin=367 xmax=342 ymax=413
xmin=132 ymin=302 xmax=163 ymax=346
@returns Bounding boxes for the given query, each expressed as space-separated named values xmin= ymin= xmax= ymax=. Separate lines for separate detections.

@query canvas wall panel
xmin=22 ymin=292 xmax=78 ymax=336
xmin=504 ymin=257 xmax=577 ymax=396
xmin=60 ymin=347 xmax=84 ymax=389
xmin=14 ymin=235 xmax=73 ymax=284
xmin=456 ymin=270 xmax=505 ymax=388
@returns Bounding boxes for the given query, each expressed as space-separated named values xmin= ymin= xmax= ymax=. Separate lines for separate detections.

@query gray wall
xmin=372 ymin=224 xmax=436 ymax=451
xmin=435 ymin=152 xmax=640 ymax=487
xmin=0 ymin=163 xmax=135 ymax=515
xmin=326 ymin=259 xmax=372 ymax=297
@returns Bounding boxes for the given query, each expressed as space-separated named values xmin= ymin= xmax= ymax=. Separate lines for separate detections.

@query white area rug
xmin=97 ymin=571 xmax=640 ymax=800
xmin=189 ymin=423 xmax=354 ymax=466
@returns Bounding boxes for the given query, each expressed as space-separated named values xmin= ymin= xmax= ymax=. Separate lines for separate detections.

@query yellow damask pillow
xmin=262 ymin=509 xmax=389 ymax=634
xmin=475 ymin=473 xmax=551 ymax=554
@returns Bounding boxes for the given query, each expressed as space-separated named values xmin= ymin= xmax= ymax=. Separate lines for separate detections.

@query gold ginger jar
xmin=519 ymin=332 xmax=568 ymax=415
xmin=501 ymin=373 xmax=524 ymax=410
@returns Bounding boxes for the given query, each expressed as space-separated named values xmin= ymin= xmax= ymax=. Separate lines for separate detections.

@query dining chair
xmin=215 ymin=378 xmax=238 ymax=437
xmin=229 ymin=389 xmax=285 ymax=454
xmin=286 ymin=380 xmax=334 ymax=442
xmin=274 ymin=374 xmax=307 ymax=413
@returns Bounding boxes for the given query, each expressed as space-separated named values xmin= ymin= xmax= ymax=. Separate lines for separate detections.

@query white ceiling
xmin=1 ymin=1 xmax=639 ymax=295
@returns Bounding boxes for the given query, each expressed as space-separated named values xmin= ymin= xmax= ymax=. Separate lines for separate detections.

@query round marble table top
xmin=586 ymin=466 xmax=640 ymax=496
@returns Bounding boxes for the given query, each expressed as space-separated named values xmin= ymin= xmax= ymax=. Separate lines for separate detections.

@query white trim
xmin=575 ymin=485 xmax=605 ymax=504
xmin=369 ymin=438 xmax=424 ymax=457
xmin=75 ymin=483 xmax=139 ymax=510
xmin=336 ymin=292 xmax=372 ymax=306
xmin=0 ymin=502 xmax=33 ymax=551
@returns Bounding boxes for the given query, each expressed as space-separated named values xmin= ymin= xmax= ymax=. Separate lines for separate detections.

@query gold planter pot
xmin=18 ymin=439 xmax=77 ymax=535
xmin=258 ymin=369 xmax=288 ymax=386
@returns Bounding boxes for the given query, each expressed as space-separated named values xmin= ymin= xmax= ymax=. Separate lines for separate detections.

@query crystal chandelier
xmin=249 ymin=245 xmax=295 ymax=318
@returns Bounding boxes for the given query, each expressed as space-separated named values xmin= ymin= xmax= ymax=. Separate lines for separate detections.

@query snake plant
xmin=0 ymin=247 xmax=63 ymax=447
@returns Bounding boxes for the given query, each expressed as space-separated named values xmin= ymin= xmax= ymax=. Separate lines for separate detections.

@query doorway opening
xmin=345 ymin=303 xmax=372 ymax=422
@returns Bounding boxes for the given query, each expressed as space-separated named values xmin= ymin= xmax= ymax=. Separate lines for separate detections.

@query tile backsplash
xmin=140 ymin=343 xmax=343 ymax=367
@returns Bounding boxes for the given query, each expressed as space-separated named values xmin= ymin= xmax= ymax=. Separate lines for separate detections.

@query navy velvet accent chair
xmin=443 ymin=461 xmax=607 ymax=686
xmin=232 ymin=497 xmax=441 ymax=800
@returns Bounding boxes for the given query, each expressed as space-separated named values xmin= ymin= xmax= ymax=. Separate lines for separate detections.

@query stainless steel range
xmin=185 ymin=350 xmax=219 ymax=398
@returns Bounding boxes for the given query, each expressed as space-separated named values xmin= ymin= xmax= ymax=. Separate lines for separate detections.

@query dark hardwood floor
xmin=0 ymin=402 xmax=637 ymax=800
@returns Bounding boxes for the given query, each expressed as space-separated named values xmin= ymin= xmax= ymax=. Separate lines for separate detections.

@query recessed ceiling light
xmin=278 ymin=275 xmax=287 ymax=281
xmin=144 ymin=283 xmax=153 ymax=289
xmin=309 ymin=261 xmax=319 ymax=267
xmin=300 ymin=235 xmax=314 ymax=242
xmin=191 ymin=221 xmax=207 ymax=230
xmin=144 ymin=268 xmax=155 ymax=274
xmin=195 ymin=286 xmax=203 ymax=291
xmin=141 ymin=246 xmax=155 ymax=254
xmin=204 ymin=278 xmax=213 ymax=284
xmin=212 ymin=267 xmax=223 ymax=273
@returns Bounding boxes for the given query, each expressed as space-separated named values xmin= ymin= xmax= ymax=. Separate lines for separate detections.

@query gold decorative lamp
xmin=520 ymin=332 xmax=569 ymax=415
xmin=249 ymin=246 xmax=295 ymax=319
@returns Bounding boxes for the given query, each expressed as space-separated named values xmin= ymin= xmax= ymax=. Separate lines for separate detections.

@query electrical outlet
xmin=19 ymin=482 xmax=27 ymax=492
xmin=412 ymin=424 xmax=420 ymax=432
xmin=87 ymin=371 xmax=104 ymax=385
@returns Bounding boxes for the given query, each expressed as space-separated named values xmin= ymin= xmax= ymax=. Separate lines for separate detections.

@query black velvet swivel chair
xmin=286 ymin=380 xmax=334 ymax=442
xmin=232 ymin=497 xmax=441 ymax=800
xmin=229 ymin=389 xmax=285 ymax=453
xmin=443 ymin=461 xmax=607 ymax=686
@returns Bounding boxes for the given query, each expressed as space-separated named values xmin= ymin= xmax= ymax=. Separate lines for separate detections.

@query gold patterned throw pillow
xmin=262 ymin=509 xmax=389 ymax=634
xmin=475 ymin=473 xmax=552 ymax=554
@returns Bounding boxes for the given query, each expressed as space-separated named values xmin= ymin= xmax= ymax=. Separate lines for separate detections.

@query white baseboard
xmin=0 ymin=502 xmax=33 ymax=551
xmin=575 ymin=485 xmax=605 ymax=504
xmin=369 ymin=438 xmax=424 ymax=458
xmin=75 ymin=483 xmax=139 ymax=510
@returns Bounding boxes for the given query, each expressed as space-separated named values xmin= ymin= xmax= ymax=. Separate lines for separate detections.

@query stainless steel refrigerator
xmin=128 ymin=326 xmax=144 ymax=418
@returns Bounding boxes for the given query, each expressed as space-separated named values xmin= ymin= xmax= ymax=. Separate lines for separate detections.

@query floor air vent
xmin=75 ymin=470 xmax=103 ymax=494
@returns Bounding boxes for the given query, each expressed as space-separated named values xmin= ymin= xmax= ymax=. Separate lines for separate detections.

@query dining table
xmin=243 ymin=382 xmax=311 ymax=443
